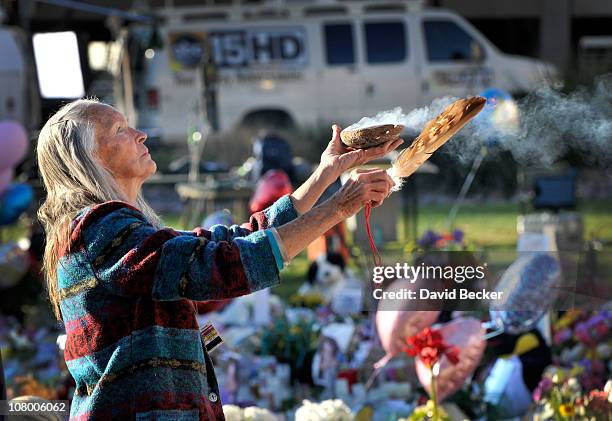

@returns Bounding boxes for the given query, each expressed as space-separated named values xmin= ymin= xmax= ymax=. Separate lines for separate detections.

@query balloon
xmin=376 ymin=279 xmax=440 ymax=364
xmin=0 ymin=183 xmax=34 ymax=226
xmin=477 ymin=88 xmax=519 ymax=144
xmin=0 ymin=243 xmax=30 ymax=289
xmin=415 ymin=317 xmax=486 ymax=401
xmin=0 ymin=120 xmax=29 ymax=170
xmin=202 ymin=210 xmax=234 ymax=230
xmin=0 ymin=167 xmax=13 ymax=195
xmin=489 ymin=253 xmax=561 ymax=334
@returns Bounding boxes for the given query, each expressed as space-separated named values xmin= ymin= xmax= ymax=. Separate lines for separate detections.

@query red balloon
xmin=0 ymin=120 xmax=28 ymax=170
xmin=375 ymin=279 xmax=439 ymax=367
xmin=415 ymin=317 xmax=486 ymax=401
xmin=0 ymin=167 xmax=13 ymax=195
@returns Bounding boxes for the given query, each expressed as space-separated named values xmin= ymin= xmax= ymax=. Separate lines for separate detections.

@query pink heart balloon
xmin=0 ymin=120 xmax=28 ymax=170
xmin=415 ymin=317 xmax=486 ymax=401
xmin=376 ymin=279 xmax=440 ymax=361
xmin=0 ymin=167 xmax=13 ymax=195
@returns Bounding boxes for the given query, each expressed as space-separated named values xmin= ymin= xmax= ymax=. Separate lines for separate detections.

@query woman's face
xmin=94 ymin=105 xmax=156 ymax=182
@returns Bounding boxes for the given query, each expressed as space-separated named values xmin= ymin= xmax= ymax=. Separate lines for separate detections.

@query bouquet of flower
xmin=532 ymin=367 xmax=612 ymax=420
xmin=416 ymin=229 xmax=466 ymax=252
xmin=258 ymin=317 xmax=320 ymax=383
xmin=551 ymin=310 xmax=611 ymax=391
xmin=294 ymin=399 xmax=354 ymax=421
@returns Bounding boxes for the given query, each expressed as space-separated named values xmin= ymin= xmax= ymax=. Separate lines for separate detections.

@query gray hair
xmin=37 ymin=98 xmax=162 ymax=320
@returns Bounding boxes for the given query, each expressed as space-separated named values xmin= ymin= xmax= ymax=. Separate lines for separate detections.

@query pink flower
xmin=554 ymin=328 xmax=573 ymax=345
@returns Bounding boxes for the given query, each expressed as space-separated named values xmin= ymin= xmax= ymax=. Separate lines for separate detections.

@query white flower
xmin=295 ymin=400 xmax=354 ymax=421
xmin=244 ymin=406 xmax=280 ymax=421
xmin=596 ymin=343 xmax=611 ymax=359
xmin=223 ymin=405 xmax=245 ymax=421
xmin=566 ymin=378 xmax=581 ymax=393
xmin=223 ymin=405 xmax=244 ymax=421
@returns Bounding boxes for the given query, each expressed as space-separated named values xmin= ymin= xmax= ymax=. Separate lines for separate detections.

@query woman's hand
xmin=330 ymin=168 xmax=395 ymax=219
xmin=277 ymin=168 xmax=395 ymax=260
xmin=320 ymin=125 xmax=404 ymax=180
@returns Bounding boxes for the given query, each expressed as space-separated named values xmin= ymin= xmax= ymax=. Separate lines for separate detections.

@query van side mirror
xmin=471 ymin=42 xmax=485 ymax=63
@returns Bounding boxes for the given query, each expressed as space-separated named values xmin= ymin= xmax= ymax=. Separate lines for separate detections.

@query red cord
xmin=364 ymin=203 xmax=382 ymax=267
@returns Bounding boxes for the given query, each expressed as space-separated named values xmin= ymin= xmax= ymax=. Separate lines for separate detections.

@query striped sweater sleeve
xmin=72 ymin=201 xmax=286 ymax=301
xmin=180 ymin=194 xmax=299 ymax=241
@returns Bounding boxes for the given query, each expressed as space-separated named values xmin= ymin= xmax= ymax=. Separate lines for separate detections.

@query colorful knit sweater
xmin=58 ymin=195 xmax=298 ymax=420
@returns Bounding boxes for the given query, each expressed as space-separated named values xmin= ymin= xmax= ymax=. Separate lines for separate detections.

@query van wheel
xmin=241 ymin=110 xmax=296 ymax=131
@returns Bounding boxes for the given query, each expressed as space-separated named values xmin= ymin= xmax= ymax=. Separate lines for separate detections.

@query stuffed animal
xmin=299 ymin=252 xmax=363 ymax=315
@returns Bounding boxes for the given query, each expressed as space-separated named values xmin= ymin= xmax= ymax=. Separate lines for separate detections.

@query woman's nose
xmin=135 ymin=129 xmax=148 ymax=144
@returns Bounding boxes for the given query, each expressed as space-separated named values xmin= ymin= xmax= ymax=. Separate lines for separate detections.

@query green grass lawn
xmin=161 ymin=200 xmax=611 ymax=246
xmin=203 ymin=200 xmax=609 ymax=301
xmin=406 ymin=200 xmax=612 ymax=249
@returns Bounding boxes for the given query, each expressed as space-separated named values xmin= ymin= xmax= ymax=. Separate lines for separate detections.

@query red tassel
xmin=364 ymin=203 xmax=382 ymax=267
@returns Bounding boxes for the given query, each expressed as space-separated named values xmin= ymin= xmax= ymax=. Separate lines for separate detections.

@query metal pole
xmin=447 ymin=147 xmax=487 ymax=230
xmin=121 ymin=41 xmax=137 ymax=127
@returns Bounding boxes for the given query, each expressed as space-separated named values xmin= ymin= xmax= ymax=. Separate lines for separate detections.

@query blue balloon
xmin=0 ymin=183 xmax=34 ymax=226
xmin=481 ymin=87 xmax=512 ymax=103
xmin=201 ymin=210 xmax=234 ymax=230
xmin=478 ymin=88 xmax=516 ymax=147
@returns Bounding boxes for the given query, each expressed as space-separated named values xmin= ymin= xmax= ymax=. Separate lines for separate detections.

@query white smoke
xmin=346 ymin=74 xmax=612 ymax=166
xmin=344 ymin=97 xmax=457 ymax=132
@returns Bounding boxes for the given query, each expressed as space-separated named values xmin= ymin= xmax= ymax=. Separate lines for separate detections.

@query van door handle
xmin=365 ymin=83 xmax=375 ymax=96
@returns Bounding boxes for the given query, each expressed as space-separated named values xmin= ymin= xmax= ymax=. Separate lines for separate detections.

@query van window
xmin=423 ymin=20 xmax=484 ymax=62
xmin=365 ymin=22 xmax=407 ymax=63
xmin=324 ymin=23 xmax=355 ymax=65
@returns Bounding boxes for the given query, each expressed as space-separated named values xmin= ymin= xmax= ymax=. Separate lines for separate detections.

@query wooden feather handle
xmin=388 ymin=96 xmax=486 ymax=184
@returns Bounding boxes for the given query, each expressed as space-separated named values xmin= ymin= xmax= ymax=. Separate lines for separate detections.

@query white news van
xmin=137 ymin=0 xmax=558 ymax=144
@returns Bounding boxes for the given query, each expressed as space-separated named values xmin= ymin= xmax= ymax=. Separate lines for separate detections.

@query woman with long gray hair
xmin=36 ymin=98 xmax=400 ymax=420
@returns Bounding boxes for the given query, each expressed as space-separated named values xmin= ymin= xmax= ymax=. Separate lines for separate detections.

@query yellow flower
xmin=569 ymin=364 xmax=584 ymax=377
xmin=559 ymin=404 xmax=575 ymax=418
